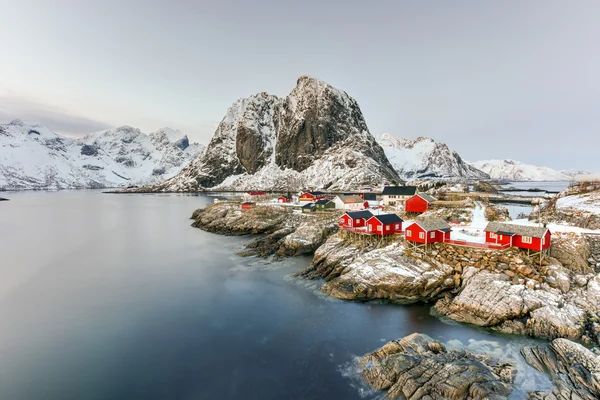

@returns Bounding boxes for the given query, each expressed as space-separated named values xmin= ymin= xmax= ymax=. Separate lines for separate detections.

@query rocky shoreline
xmin=191 ymin=202 xmax=600 ymax=398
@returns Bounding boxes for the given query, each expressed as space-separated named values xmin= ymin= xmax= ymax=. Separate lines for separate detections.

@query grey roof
xmin=414 ymin=218 xmax=451 ymax=232
xmin=315 ymin=199 xmax=333 ymax=205
xmin=337 ymin=194 xmax=364 ymax=204
xmin=302 ymin=202 xmax=315 ymax=209
xmin=416 ymin=193 xmax=437 ymax=203
xmin=485 ymin=222 xmax=548 ymax=238
xmin=370 ymin=214 xmax=404 ymax=224
xmin=381 ymin=186 xmax=417 ymax=196
xmin=345 ymin=210 xmax=373 ymax=219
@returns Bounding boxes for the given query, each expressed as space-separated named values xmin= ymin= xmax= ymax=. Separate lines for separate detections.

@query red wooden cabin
xmin=366 ymin=214 xmax=403 ymax=235
xmin=339 ymin=210 xmax=373 ymax=229
xmin=277 ymin=196 xmax=292 ymax=203
xmin=405 ymin=193 xmax=437 ymax=213
xmin=405 ymin=219 xmax=451 ymax=244
xmin=241 ymin=202 xmax=255 ymax=210
xmin=299 ymin=191 xmax=325 ymax=202
xmin=484 ymin=222 xmax=551 ymax=251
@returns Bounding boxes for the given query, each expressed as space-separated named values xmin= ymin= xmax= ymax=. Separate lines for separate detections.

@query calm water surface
xmin=0 ymin=191 xmax=550 ymax=399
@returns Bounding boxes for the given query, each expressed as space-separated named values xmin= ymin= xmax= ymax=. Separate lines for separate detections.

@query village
xmin=235 ymin=184 xmax=556 ymax=260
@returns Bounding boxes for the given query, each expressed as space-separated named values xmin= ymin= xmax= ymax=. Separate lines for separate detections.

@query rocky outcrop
xmin=485 ymin=205 xmax=511 ymax=222
xmin=550 ymin=233 xmax=593 ymax=274
xmin=522 ymin=338 xmax=600 ymax=399
xmin=0 ymin=197 xmax=8 ymax=201
xmin=191 ymin=202 xmax=339 ymax=258
xmin=360 ymin=333 xmax=515 ymax=399
xmin=142 ymin=76 xmax=401 ymax=192
xmin=320 ymin=242 xmax=454 ymax=302
xmin=473 ymin=181 xmax=498 ymax=194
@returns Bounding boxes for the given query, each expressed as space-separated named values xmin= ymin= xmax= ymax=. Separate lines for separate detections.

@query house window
xmin=522 ymin=236 xmax=532 ymax=244
xmin=542 ymin=236 xmax=546 ymax=245
xmin=499 ymin=235 xmax=503 ymax=240
xmin=395 ymin=224 xmax=400 ymax=229
xmin=430 ymin=232 xmax=435 ymax=239
xmin=406 ymin=230 xmax=412 ymax=237
xmin=357 ymin=218 xmax=361 ymax=224
xmin=419 ymin=232 xmax=425 ymax=239
xmin=369 ymin=224 xmax=373 ymax=232
xmin=377 ymin=225 xmax=382 ymax=232
xmin=489 ymin=232 xmax=496 ymax=239
xmin=386 ymin=225 xmax=390 ymax=231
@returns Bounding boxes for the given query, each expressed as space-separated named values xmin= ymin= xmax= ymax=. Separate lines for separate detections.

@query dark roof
xmin=416 ymin=193 xmax=437 ymax=203
xmin=278 ymin=195 xmax=292 ymax=198
xmin=362 ymin=193 xmax=377 ymax=201
xmin=315 ymin=199 xmax=333 ymax=205
xmin=302 ymin=202 xmax=315 ymax=209
xmin=485 ymin=222 xmax=548 ymax=238
xmin=241 ymin=202 xmax=255 ymax=205
xmin=369 ymin=214 xmax=404 ymax=224
xmin=381 ymin=186 xmax=417 ymax=196
xmin=344 ymin=210 xmax=374 ymax=219
xmin=304 ymin=191 xmax=324 ymax=196
xmin=413 ymin=218 xmax=451 ymax=232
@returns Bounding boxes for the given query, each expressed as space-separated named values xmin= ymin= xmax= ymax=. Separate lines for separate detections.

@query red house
xmin=484 ymin=222 xmax=551 ymax=251
xmin=299 ymin=191 xmax=325 ymax=202
xmin=241 ymin=202 xmax=255 ymax=210
xmin=366 ymin=214 xmax=404 ymax=235
xmin=405 ymin=193 xmax=437 ymax=213
xmin=247 ymin=191 xmax=266 ymax=196
xmin=339 ymin=210 xmax=373 ymax=229
xmin=405 ymin=219 xmax=452 ymax=244
xmin=278 ymin=195 xmax=292 ymax=203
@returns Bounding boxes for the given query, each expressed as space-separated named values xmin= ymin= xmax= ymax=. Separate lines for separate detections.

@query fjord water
xmin=0 ymin=191 xmax=548 ymax=399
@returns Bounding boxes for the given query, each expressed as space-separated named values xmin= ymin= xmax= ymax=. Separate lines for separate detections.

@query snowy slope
xmin=376 ymin=134 xmax=489 ymax=180
xmin=0 ymin=119 xmax=204 ymax=190
xmin=145 ymin=76 xmax=401 ymax=192
xmin=470 ymin=159 xmax=571 ymax=181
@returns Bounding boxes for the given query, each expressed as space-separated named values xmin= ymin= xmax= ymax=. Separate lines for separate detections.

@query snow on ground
xmin=470 ymin=159 xmax=572 ymax=181
xmin=556 ymin=193 xmax=600 ymax=214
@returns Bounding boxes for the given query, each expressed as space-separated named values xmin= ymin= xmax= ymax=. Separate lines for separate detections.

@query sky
xmin=0 ymin=0 xmax=599 ymax=171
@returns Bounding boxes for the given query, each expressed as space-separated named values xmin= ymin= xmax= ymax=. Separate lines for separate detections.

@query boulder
xmin=360 ymin=333 xmax=514 ymax=400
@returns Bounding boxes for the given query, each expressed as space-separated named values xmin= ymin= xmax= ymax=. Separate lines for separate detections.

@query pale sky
xmin=1 ymin=0 xmax=599 ymax=170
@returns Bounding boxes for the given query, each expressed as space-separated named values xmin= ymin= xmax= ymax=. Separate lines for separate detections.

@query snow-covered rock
xmin=144 ymin=76 xmax=401 ymax=192
xmin=376 ymin=134 xmax=489 ymax=180
xmin=470 ymin=159 xmax=572 ymax=181
xmin=0 ymin=120 xmax=204 ymax=190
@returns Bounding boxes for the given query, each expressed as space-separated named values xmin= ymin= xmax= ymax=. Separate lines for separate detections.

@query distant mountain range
xmin=0 ymin=120 xmax=204 ymax=190
xmin=1 ymin=77 xmax=589 ymax=191
xmin=469 ymin=159 xmax=595 ymax=182
xmin=376 ymin=134 xmax=489 ymax=180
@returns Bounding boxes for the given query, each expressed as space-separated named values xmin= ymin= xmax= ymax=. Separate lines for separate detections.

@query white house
xmin=333 ymin=194 xmax=365 ymax=211
xmin=381 ymin=186 xmax=417 ymax=206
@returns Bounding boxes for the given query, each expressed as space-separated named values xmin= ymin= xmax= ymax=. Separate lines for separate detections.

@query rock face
xmin=360 ymin=333 xmax=515 ymax=400
xmin=376 ymin=134 xmax=490 ymax=180
xmin=146 ymin=76 xmax=401 ymax=192
xmin=0 ymin=120 xmax=204 ymax=190
xmin=522 ymin=338 xmax=600 ymax=399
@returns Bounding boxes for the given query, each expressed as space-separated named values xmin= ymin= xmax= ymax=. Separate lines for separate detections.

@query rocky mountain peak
xmin=148 ymin=76 xmax=401 ymax=191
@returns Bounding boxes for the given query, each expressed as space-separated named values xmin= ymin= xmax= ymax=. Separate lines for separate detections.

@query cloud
xmin=0 ymin=96 xmax=112 ymax=136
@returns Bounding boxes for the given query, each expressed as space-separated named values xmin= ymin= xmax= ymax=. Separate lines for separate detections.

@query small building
xmin=339 ymin=210 xmax=373 ymax=229
xmin=366 ymin=214 xmax=404 ymax=235
xmin=405 ymin=193 xmax=437 ymax=213
xmin=484 ymin=222 xmax=551 ymax=251
xmin=299 ymin=191 xmax=325 ymax=202
xmin=333 ymin=194 xmax=366 ymax=211
xmin=381 ymin=186 xmax=418 ymax=206
xmin=405 ymin=218 xmax=452 ymax=244
xmin=315 ymin=199 xmax=335 ymax=211
xmin=241 ymin=202 xmax=255 ymax=210
xmin=278 ymin=195 xmax=292 ymax=203
xmin=302 ymin=202 xmax=316 ymax=213
xmin=360 ymin=193 xmax=377 ymax=201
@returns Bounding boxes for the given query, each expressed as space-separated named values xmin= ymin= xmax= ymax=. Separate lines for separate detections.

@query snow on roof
xmin=411 ymin=218 xmax=451 ymax=232
xmin=381 ymin=186 xmax=417 ymax=196
xmin=315 ymin=199 xmax=333 ymax=205
xmin=485 ymin=222 xmax=548 ymax=238
xmin=337 ymin=194 xmax=364 ymax=204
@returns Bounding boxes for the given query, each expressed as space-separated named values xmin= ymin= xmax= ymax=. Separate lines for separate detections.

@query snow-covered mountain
xmin=375 ymin=134 xmax=489 ymax=180
xmin=0 ymin=119 xmax=204 ymax=190
xmin=470 ymin=159 xmax=572 ymax=181
xmin=144 ymin=76 xmax=401 ymax=192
